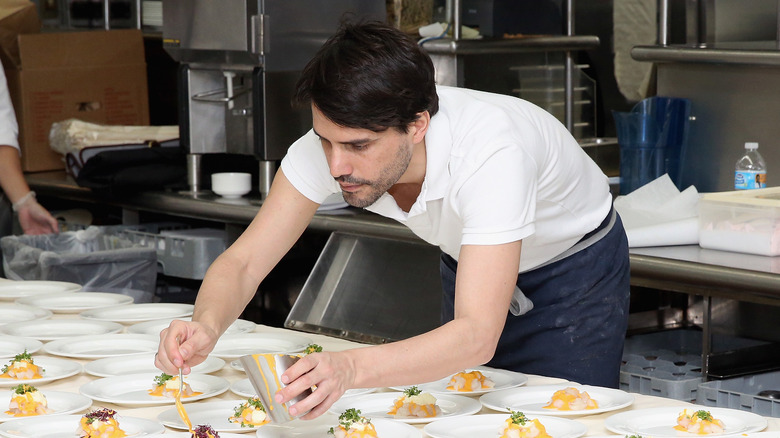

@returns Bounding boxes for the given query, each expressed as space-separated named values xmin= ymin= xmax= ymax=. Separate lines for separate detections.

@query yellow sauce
xmin=542 ymin=387 xmax=599 ymax=411
xmin=446 ymin=370 xmax=491 ymax=392
xmin=387 ymin=398 xmax=438 ymax=417
xmin=500 ymin=418 xmax=553 ymax=438
xmin=5 ymin=391 xmax=47 ymax=417
xmin=78 ymin=416 xmax=127 ymax=438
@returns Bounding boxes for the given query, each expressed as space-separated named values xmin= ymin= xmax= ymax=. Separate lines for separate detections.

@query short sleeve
xmin=0 ymin=60 xmax=20 ymax=151
xmin=457 ymin=143 xmax=538 ymax=246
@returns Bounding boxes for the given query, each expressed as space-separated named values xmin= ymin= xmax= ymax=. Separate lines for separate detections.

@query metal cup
xmin=239 ymin=353 xmax=312 ymax=424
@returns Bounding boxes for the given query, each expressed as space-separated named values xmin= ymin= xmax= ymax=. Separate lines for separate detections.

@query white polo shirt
xmin=281 ymin=86 xmax=611 ymax=272
xmin=0 ymin=61 xmax=20 ymax=152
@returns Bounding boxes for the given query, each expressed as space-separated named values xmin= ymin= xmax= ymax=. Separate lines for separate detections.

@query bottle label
xmin=735 ymin=170 xmax=767 ymax=190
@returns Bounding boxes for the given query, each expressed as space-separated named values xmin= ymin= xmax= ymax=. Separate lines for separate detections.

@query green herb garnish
xmin=626 ymin=435 xmax=644 ymax=438
xmin=1 ymin=350 xmax=33 ymax=374
xmin=153 ymin=373 xmax=173 ymax=387
xmin=11 ymin=384 xmax=36 ymax=395
xmin=694 ymin=410 xmax=714 ymax=421
xmin=403 ymin=386 xmax=422 ymax=397
xmin=328 ymin=408 xmax=369 ymax=434
xmin=304 ymin=344 xmax=323 ymax=354
xmin=508 ymin=409 xmax=529 ymax=425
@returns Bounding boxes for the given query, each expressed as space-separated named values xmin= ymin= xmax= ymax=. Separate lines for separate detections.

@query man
xmin=155 ymin=21 xmax=630 ymax=419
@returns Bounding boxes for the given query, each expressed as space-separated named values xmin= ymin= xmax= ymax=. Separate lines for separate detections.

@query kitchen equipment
xmin=211 ymin=172 xmax=251 ymax=199
xmin=162 ymin=0 xmax=386 ymax=198
xmin=613 ymin=96 xmax=691 ymax=194
xmin=239 ymin=353 xmax=312 ymax=424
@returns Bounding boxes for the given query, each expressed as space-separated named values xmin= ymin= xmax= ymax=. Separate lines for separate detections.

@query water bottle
xmin=734 ymin=142 xmax=767 ymax=190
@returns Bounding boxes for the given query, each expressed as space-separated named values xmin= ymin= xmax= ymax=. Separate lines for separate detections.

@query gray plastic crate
xmin=697 ymin=370 xmax=780 ymax=418
xmin=123 ymin=228 xmax=227 ymax=280
xmin=620 ymin=350 xmax=703 ymax=401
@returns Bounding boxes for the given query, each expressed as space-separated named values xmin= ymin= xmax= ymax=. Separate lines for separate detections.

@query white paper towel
xmin=614 ymin=174 xmax=700 ymax=247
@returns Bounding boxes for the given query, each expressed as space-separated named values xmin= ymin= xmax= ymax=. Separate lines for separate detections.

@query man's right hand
xmin=154 ymin=319 xmax=219 ymax=375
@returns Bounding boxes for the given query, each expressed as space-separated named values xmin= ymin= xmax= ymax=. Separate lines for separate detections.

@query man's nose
xmin=328 ymin=146 xmax=352 ymax=179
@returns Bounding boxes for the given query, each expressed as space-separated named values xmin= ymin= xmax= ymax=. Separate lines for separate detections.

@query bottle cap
xmin=745 ymin=142 xmax=759 ymax=150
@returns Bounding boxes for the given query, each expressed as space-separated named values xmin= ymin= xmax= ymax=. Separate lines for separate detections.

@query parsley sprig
xmin=403 ymin=386 xmax=422 ymax=397
xmin=328 ymin=408 xmax=369 ymax=435
xmin=694 ymin=410 xmax=714 ymax=421
xmin=1 ymin=350 xmax=34 ymax=374
xmin=508 ymin=409 xmax=529 ymax=425
xmin=11 ymin=384 xmax=36 ymax=395
xmin=304 ymin=344 xmax=323 ymax=354
xmin=153 ymin=373 xmax=173 ymax=387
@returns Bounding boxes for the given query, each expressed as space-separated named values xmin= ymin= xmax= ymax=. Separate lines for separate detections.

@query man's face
xmin=312 ymin=105 xmax=415 ymax=208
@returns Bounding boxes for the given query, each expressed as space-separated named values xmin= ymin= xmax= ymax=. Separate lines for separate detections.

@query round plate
xmin=0 ymin=414 xmax=164 ymax=437
xmin=158 ymin=399 xmax=268 ymax=433
xmin=479 ymin=384 xmax=634 ymax=416
xmin=79 ymin=372 xmax=230 ymax=406
xmin=0 ymin=335 xmax=42 ymax=357
xmin=127 ymin=317 xmax=256 ymax=336
xmin=210 ymin=332 xmax=313 ymax=359
xmin=0 ymin=304 xmax=51 ymax=326
xmin=0 ymin=390 xmax=92 ymax=422
xmin=80 ymin=303 xmax=194 ymax=323
xmin=256 ymin=414 xmax=422 ymax=438
xmin=85 ymin=353 xmax=225 ymax=377
xmin=424 ymin=413 xmax=588 ymax=438
xmin=42 ymin=334 xmax=159 ymax=359
xmin=0 ymin=320 xmax=123 ymax=342
xmin=604 ymin=407 xmax=768 ymax=437
xmin=390 ymin=366 xmax=529 ymax=396
xmin=0 ymin=281 xmax=81 ymax=301
xmin=143 ymin=433 xmax=248 ymax=438
xmin=328 ymin=391 xmax=482 ymax=425
xmin=0 ymin=356 xmax=82 ymax=387
xmin=16 ymin=292 xmax=133 ymax=313
xmin=229 ymin=378 xmax=376 ymax=400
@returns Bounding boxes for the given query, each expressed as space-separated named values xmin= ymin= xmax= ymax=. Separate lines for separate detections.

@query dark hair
xmin=293 ymin=21 xmax=439 ymax=133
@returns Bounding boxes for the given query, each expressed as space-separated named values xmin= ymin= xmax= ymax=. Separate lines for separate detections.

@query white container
xmin=698 ymin=187 xmax=780 ymax=256
xmin=211 ymin=172 xmax=251 ymax=198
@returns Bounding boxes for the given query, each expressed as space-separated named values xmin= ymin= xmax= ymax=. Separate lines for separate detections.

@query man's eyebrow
xmin=312 ymin=128 xmax=373 ymax=146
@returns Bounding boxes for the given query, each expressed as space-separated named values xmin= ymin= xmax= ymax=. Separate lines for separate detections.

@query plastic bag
xmin=0 ymin=227 xmax=157 ymax=302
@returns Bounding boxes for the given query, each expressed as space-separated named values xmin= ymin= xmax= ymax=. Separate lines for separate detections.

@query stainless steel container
xmin=239 ymin=353 xmax=312 ymax=424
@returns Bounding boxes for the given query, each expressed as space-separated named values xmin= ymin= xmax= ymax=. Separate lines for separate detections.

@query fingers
xmin=155 ymin=321 xmax=189 ymax=373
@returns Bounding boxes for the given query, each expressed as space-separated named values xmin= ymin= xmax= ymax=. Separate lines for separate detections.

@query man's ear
xmin=411 ymin=111 xmax=430 ymax=144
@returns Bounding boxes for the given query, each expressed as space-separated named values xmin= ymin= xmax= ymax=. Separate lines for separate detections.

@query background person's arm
xmin=0 ymin=145 xmax=59 ymax=235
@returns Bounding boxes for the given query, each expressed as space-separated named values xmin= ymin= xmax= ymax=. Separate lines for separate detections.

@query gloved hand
xmin=13 ymin=192 xmax=59 ymax=235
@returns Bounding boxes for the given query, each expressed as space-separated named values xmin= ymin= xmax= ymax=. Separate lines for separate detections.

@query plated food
xmin=675 ymin=409 xmax=724 ymax=434
xmin=6 ymin=384 xmax=49 ymax=417
xmin=0 ymin=351 xmax=42 ymax=380
xmin=501 ymin=410 xmax=552 ymax=438
xmin=228 ymin=397 xmax=269 ymax=428
xmin=78 ymin=408 xmax=126 ymax=438
xmin=303 ymin=344 xmax=323 ymax=354
xmin=388 ymin=387 xmax=440 ymax=418
xmin=330 ymin=391 xmax=481 ymax=425
xmin=149 ymin=373 xmax=201 ymax=399
xmin=543 ymin=387 xmax=598 ymax=411
xmin=447 ymin=370 xmax=495 ymax=392
xmin=191 ymin=424 xmax=220 ymax=437
xmin=329 ymin=408 xmax=378 ymax=438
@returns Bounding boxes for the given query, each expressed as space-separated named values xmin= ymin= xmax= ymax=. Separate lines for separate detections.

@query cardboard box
xmin=0 ymin=0 xmax=41 ymax=69
xmin=3 ymin=29 xmax=149 ymax=172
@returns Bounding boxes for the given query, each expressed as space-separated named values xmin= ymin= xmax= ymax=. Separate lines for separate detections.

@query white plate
xmin=423 ymin=413 xmax=588 ymax=438
xmin=390 ymin=366 xmax=529 ymax=396
xmin=85 ymin=353 xmax=225 ymax=377
xmin=0 ymin=414 xmax=164 ymax=437
xmin=127 ymin=317 xmax=257 ymax=336
xmin=604 ymin=407 xmax=768 ymax=437
xmin=255 ymin=413 xmax=422 ymax=438
xmin=145 ymin=434 xmax=247 ymax=438
xmin=0 ymin=390 xmax=92 ymax=422
xmin=0 ymin=304 xmax=52 ymax=326
xmin=43 ymin=334 xmax=159 ymax=359
xmin=0 ymin=281 xmax=81 ymax=301
xmin=0 ymin=356 xmax=82 ymax=387
xmin=0 ymin=320 xmax=123 ymax=342
xmin=80 ymin=303 xmax=194 ymax=323
xmin=479 ymin=384 xmax=634 ymax=416
xmin=211 ymin=333 xmax=313 ymax=359
xmin=229 ymin=378 xmax=375 ymax=399
xmin=158 ymin=399 xmax=269 ymax=432
xmin=79 ymin=372 xmax=230 ymax=406
xmin=0 ymin=336 xmax=42 ymax=357
xmin=328 ymin=391 xmax=482 ymax=425
xmin=16 ymin=292 xmax=133 ymax=313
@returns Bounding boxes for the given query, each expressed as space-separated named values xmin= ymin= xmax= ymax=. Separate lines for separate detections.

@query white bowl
xmin=211 ymin=172 xmax=251 ymax=198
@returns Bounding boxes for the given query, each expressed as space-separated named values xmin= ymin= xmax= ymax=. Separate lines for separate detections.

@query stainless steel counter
xmin=25 ymin=171 xmax=780 ymax=305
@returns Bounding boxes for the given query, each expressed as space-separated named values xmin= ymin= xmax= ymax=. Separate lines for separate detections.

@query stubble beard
xmin=339 ymin=140 xmax=414 ymax=208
